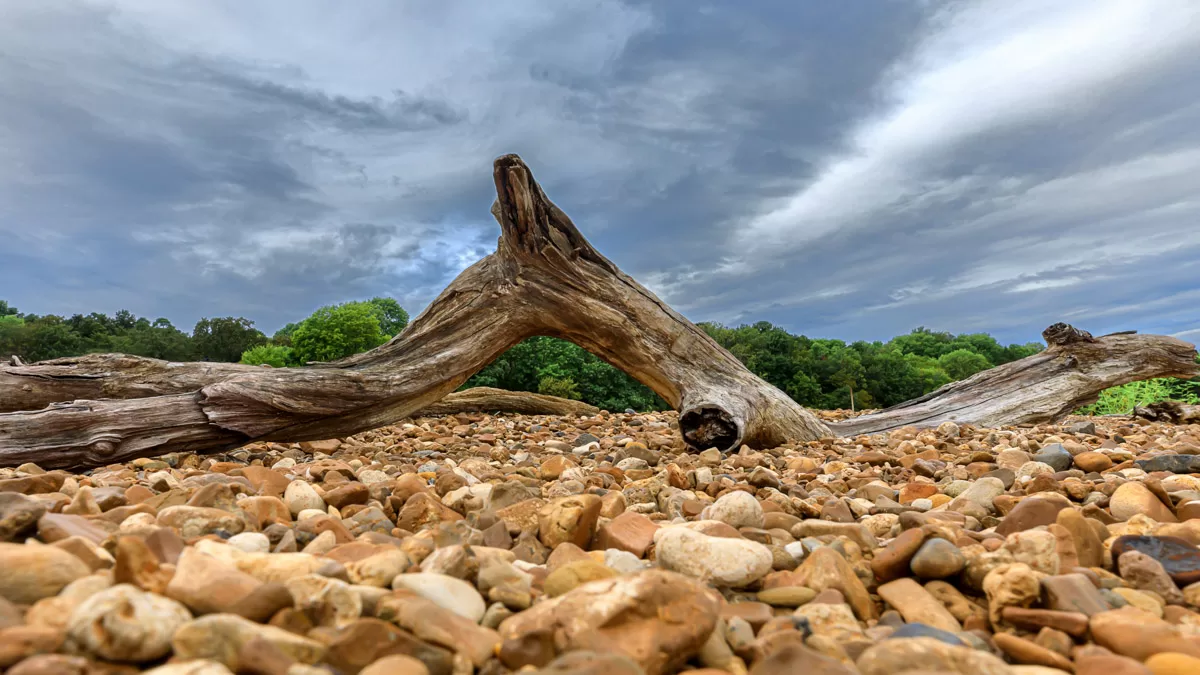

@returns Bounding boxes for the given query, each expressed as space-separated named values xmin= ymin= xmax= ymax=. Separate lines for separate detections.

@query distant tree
xmin=23 ymin=316 xmax=85 ymax=362
xmin=114 ymin=309 xmax=137 ymax=330
xmin=366 ymin=297 xmax=410 ymax=336
xmin=291 ymin=303 xmax=388 ymax=363
xmin=271 ymin=322 xmax=300 ymax=347
xmin=0 ymin=300 xmax=18 ymax=317
xmin=905 ymin=353 xmax=953 ymax=392
xmin=860 ymin=347 xmax=927 ymax=407
xmin=786 ymin=371 xmax=823 ymax=406
xmin=192 ymin=317 xmax=267 ymax=362
xmin=111 ymin=318 xmax=195 ymax=361
xmin=888 ymin=327 xmax=954 ymax=358
xmin=938 ymin=349 xmax=992 ymax=380
xmin=1003 ymin=342 xmax=1044 ymax=362
xmin=0 ymin=314 xmax=28 ymax=359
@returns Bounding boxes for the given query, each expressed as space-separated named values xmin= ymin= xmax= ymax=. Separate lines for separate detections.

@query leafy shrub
xmin=1078 ymin=378 xmax=1200 ymax=415
xmin=291 ymin=302 xmax=388 ymax=363
xmin=538 ymin=376 xmax=581 ymax=400
xmin=239 ymin=344 xmax=295 ymax=368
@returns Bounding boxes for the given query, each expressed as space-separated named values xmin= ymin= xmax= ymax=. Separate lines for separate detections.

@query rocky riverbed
xmin=2 ymin=409 xmax=1200 ymax=674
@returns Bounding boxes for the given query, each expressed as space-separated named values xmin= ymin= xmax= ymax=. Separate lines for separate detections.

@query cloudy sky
xmin=3 ymin=1 xmax=1199 ymax=346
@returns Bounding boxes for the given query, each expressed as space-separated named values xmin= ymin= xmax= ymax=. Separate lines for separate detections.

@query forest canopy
xmin=2 ymin=297 xmax=1193 ymax=414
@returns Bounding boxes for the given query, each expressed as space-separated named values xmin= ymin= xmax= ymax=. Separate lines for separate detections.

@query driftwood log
xmin=0 ymin=154 xmax=826 ymax=469
xmin=1 ymin=156 xmax=1197 ymax=469
xmin=0 ymin=356 xmax=597 ymax=417
xmin=830 ymin=324 xmax=1199 ymax=437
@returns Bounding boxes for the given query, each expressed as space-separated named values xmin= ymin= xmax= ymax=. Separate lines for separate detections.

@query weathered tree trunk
xmin=0 ymin=155 xmax=826 ymax=469
xmin=830 ymin=324 xmax=1200 ymax=437
xmin=0 ymin=356 xmax=597 ymax=417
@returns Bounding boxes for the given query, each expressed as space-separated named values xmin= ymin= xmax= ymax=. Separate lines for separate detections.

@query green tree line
xmin=4 ymin=297 xmax=1195 ymax=413
xmin=0 ymin=298 xmax=407 ymax=366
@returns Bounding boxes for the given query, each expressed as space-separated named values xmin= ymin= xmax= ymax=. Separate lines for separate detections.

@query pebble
xmin=909 ymin=537 xmax=966 ymax=579
xmin=0 ymin=410 xmax=1197 ymax=672
xmin=655 ymin=526 xmax=773 ymax=587
xmin=700 ymin=491 xmax=765 ymax=529
xmin=0 ymin=542 xmax=91 ymax=604
xmin=65 ymin=583 xmax=191 ymax=662
xmin=1110 ymin=482 xmax=1178 ymax=523
xmin=391 ymin=572 xmax=487 ymax=622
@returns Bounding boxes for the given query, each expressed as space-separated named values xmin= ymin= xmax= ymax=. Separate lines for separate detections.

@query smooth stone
xmin=877 ymin=578 xmax=962 ymax=632
xmin=543 ymin=560 xmax=617 ymax=597
xmin=992 ymin=632 xmax=1074 ymax=672
xmin=788 ymin=547 xmax=875 ymax=620
xmin=1075 ymin=452 xmax=1114 ymax=473
xmin=1110 ymin=483 xmax=1177 ymax=523
xmin=1090 ymin=606 xmax=1200 ymax=661
xmin=856 ymin=636 xmax=1011 ymax=675
xmin=0 ymin=542 xmax=91 ymax=604
xmin=227 ymin=532 xmax=271 ymax=554
xmin=284 ymin=481 xmax=325 ymax=516
xmin=1000 ymin=607 xmax=1089 ymax=637
xmin=1146 ymin=653 xmax=1200 ymax=675
xmin=909 ymin=538 xmax=966 ymax=580
xmin=0 ymin=493 xmax=47 ymax=542
xmin=1118 ymin=550 xmax=1186 ymax=605
xmin=66 ymin=583 xmax=191 ymax=662
xmin=701 ymin=491 xmax=765 ymax=530
xmin=748 ymin=643 xmax=857 ymax=674
xmin=757 ymin=586 xmax=817 ymax=608
xmin=172 ymin=614 xmax=327 ymax=668
xmin=871 ymin=528 xmax=927 ymax=583
xmin=498 ymin=570 xmax=719 ymax=675
xmin=361 ymin=655 xmax=431 ymax=675
xmin=1032 ymin=444 xmax=1072 ymax=472
xmin=995 ymin=497 xmax=1069 ymax=536
xmin=391 ymin=573 xmax=487 ymax=622
xmin=655 ymin=526 xmax=773 ymax=587
xmin=1041 ymin=573 xmax=1110 ymax=616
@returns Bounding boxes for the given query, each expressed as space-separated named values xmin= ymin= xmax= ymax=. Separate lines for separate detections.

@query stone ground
xmin=3 ymin=409 xmax=1200 ymax=675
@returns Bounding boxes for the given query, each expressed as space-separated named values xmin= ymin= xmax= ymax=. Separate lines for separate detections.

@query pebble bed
xmin=2 ymin=409 xmax=1200 ymax=675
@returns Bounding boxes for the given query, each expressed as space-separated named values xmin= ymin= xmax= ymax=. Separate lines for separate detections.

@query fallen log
xmin=0 ymin=355 xmax=597 ymax=417
xmin=0 ymin=154 xmax=827 ymax=469
xmin=830 ymin=324 xmax=1199 ymax=437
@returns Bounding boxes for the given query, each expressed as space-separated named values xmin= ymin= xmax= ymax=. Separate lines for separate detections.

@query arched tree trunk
xmin=0 ymin=155 xmax=826 ymax=469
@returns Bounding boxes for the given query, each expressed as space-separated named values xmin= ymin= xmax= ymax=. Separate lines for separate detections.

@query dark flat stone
xmin=1135 ymin=455 xmax=1200 ymax=474
xmin=1111 ymin=535 xmax=1200 ymax=586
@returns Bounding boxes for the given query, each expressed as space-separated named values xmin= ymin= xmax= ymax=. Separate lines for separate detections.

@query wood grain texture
xmin=0 ymin=356 xmax=597 ymax=417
